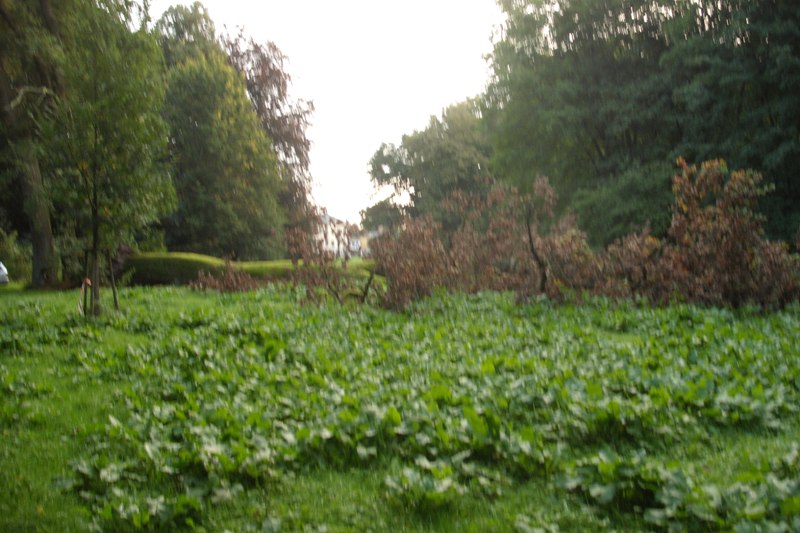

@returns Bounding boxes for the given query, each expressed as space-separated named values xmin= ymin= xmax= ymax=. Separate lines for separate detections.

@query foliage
xmin=42 ymin=2 xmax=174 ymax=311
xmin=571 ymin=162 xmax=674 ymax=247
xmin=360 ymin=197 xmax=405 ymax=233
xmin=650 ymin=159 xmax=799 ymax=308
xmin=662 ymin=0 xmax=800 ymax=242
xmin=0 ymin=0 xmax=74 ymax=286
xmin=485 ymin=0 xmax=800 ymax=244
xmin=371 ymin=216 xmax=449 ymax=308
xmin=486 ymin=0 xmax=677 ymax=218
xmin=369 ymin=100 xmax=492 ymax=230
xmin=373 ymin=158 xmax=799 ymax=309
xmin=372 ymin=177 xmax=597 ymax=307
xmin=154 ymin=1 xmax=218 ymax=67
xmin=1 ymin=288 xmax=799 ymax=530
xmin=286 ymin=213 xmax=376 ymax=305
xmin=160 ymin=48 xmax=285 ymax=259
xmin=222 ymin=29 xmax=315 ymax=231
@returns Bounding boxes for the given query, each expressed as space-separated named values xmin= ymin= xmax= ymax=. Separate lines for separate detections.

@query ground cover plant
xmin=1 ymin=286 xmax=799 ymax=531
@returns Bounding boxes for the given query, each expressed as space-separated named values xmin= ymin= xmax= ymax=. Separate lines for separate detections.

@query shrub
xmin=370 ymin=159 xmax=799 ymax=309
xmin=373 ymin=178 xmax=595 ymax=307
xmin=372 ymin=216 xmax=449 ymax=309
xmin=596 ymin=227 xmax=662 ymax=298
xmin=654 ymin=159 xmax=799 ymax=308
xmin=123 ymin=252 xmax=227 ymax=285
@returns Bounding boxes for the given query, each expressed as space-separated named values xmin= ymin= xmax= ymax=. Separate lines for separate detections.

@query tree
xmin=360 ymin=197 xmax=404 ymax=232
xmin=369 ymin=100 xmax=492 ymax=231
xmin=222 ymin=30 xmax=315 ymax=231
xmin=662 ymin=0 xmax=800 ymax=242
xmin=0 ymin=0 xmax=68 ymax=286
xmin=42 ymin=1 xmax=174 ymax=313
xmin=161 ymin=50 xmax=285 ymax=259
xmin=486 ymin=0 xmax=800 ymax=245
xmin=156 ymin=4 xmax=291 ymax=259
xmin=484 ymin=1 xmax=690 ymax=246
xmin=571 ymin=161 xmax=674 ymax=247
xmin=154 ymin=1 xmax=217 ymax=67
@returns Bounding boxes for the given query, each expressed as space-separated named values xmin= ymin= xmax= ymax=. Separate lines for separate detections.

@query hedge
xmin=123 ymin=253 xmax=375 ymax=286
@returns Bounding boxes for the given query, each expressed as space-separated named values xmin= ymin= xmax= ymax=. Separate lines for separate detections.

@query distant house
xmin=315 ymin=213 xmax=351 ymax=257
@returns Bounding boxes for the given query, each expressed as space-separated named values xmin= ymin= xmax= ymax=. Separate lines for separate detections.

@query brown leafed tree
xmin=222 ymin=30 xmax=315 ymax=230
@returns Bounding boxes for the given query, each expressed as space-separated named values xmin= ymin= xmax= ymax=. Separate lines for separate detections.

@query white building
xmin=315 ymin=213 xmax=351 ymax=257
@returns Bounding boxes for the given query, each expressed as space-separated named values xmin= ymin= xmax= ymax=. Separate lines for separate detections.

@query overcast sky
xmin=150 ymin=1 xmax=505 ymax=223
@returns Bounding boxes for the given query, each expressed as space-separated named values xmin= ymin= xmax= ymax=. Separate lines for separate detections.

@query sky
xmin=150 ymin=0 xmax=505 ymax=224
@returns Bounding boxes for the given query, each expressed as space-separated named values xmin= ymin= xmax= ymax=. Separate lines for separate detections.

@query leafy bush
xmin=286 ymin=216 xmax=377 ymax=304
xmin=372 ymin=216 xmax=449 ymax=309
xmin=373 ymin=178 xmax=597 ymax=307
xmin=652 ymin=159 xmax=799 ymax=308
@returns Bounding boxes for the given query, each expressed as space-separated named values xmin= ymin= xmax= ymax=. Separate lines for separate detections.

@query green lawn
xmin=1 ymin=287 xmax=799 ymax=531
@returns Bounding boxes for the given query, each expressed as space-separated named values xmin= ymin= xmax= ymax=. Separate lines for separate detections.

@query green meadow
xmin=1 ymin=286 xmax=799 ymax=531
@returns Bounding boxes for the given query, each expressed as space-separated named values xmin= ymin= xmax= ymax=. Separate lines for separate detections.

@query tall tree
xmin=222 ymin=30 xmax=315 ymax=231
xmin=154 ymin=1 xmax=217 ymax=67
xmin=663 ymin=0 xmax=800 ymax=241
xmin=161 ymin=50 xmax=285 ymax=259
xmin=487 ymin=0 xmax=800 ymax=245
xmin=485 ymin=0 xmax=684 ymax=245
xmin=42 ymin=1 xmax=174 ymax=313
xmin=156 ymin=3 xmax=290 ymax=258
xmin=0 ymin=0 xmax=68 ymax=286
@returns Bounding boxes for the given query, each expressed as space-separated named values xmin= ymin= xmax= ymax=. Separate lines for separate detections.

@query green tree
xmin=487 ymin=0 xmax=800 ymax=245
xmin=42 ymin=1 xmax=174 ymax=313
xmin=369 ymin=99 xmax=492 ymax=230
xmin=162 ymin=51 xmax=285 ymax=259
xmin=360 ymin=197 xmax=404 ymax=232
xmin=156 ymin=3 xmax=288 ymax=259
xmin=663 ymin=0 xmax=800 ymax=241
xmin=484 ymin=1 xmax=687 ymax=245
xmin=0 ymin=0 xmax=68 ymax=286
xmin=154 ymin=1 xmax=217 ymax=67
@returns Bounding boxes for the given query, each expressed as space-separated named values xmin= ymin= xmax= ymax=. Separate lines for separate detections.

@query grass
xmin=1 ymin=287 xmax=798 ymax=531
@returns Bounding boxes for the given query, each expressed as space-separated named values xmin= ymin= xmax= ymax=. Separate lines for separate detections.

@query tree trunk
xmin=107 ymin=252 xmax=119 ymax=311
xmin=89 ymin=175 xmax=102 ymax=315
xmin=525 ymin=207 xmax=547 ymax=294
xmin=19 ymin=141 xmax=59 ymax=288
xmin=1 ymin=52 xmax=59 ymax=288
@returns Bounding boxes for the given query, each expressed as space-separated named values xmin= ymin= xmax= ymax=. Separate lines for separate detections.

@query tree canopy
xmin=366 ymin=1 xmax=800 ymax=247
xmin=482 ymin=0 xmax=800 ymax=244
xmin=369 ymin=100 xmax=492 ymax=230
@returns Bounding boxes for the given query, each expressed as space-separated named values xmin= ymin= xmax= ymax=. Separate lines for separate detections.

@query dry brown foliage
xmin=649 ymin=159 xmax=799 ymax=308
xmin=286 ymin=213 xmax=374 ymax=305
xmin=191 ymin=260 xmax=263 ymax=292
xmin=372 ymin=160 xmax=799 ymax=309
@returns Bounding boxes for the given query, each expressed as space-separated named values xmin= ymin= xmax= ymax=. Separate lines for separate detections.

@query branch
xmin=5 ymin=85 xmax=54 ymax=112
